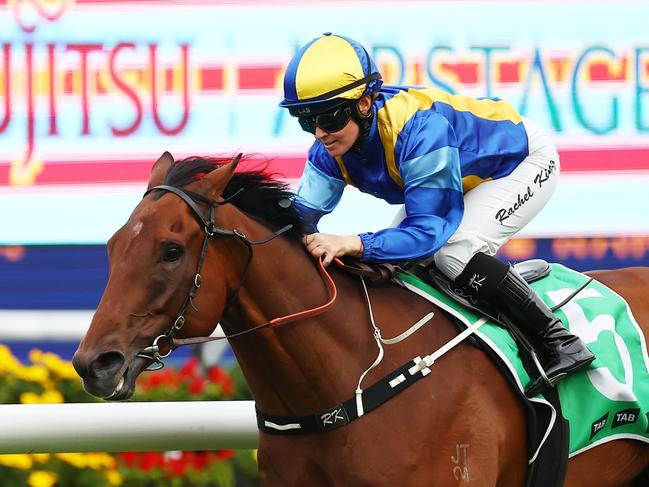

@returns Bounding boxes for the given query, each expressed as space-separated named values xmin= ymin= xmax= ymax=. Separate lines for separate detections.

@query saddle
xmin=337 ymin=256 xmax=553 ymax=358
xmin=336 ymin=256 xmax=551 ymax=325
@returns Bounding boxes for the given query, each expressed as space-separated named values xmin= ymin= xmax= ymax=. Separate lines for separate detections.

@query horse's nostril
xmin=90 ymin=351 xmax=125 ymax=377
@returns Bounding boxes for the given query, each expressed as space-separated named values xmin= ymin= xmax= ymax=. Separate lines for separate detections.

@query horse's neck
xmin=220 ymin=221 xmax=375 ymax=416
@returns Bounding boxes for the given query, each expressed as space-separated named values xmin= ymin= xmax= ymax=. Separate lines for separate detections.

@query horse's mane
xmin=162 ymin=156 xmax=307 ymax=239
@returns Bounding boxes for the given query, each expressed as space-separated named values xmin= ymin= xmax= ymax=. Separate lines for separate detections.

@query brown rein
xmin=172 ymin=256 xmax=338 ymax=346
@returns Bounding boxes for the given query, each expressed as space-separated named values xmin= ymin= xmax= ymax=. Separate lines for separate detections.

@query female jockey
xmin=279 ymin=33 xmax=594 ymax=397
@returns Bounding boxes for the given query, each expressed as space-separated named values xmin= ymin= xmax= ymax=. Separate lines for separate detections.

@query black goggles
xmin=296 ymin=103 xmax=355 ymax=134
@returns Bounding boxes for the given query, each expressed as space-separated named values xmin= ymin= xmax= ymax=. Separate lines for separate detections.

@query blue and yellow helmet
xmin=280 ymin=33 xmax=383 ymax=115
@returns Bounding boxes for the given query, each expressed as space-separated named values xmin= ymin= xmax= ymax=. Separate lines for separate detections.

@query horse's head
xmin=72 ymin=151 xmax=242 ymax=400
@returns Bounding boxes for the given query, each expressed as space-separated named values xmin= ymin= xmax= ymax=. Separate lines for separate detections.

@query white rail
xmin=0 ymin=401 xmax=258 ymax=454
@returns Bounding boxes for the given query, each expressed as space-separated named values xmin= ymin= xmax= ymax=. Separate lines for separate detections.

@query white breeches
xmin=393 ymin=117 xmax=560 ymax=280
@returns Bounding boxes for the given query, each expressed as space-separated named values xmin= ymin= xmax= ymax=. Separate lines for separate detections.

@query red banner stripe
xmin=199 ymin=67 xmax=224 ymax=91
xmin=560 ymin=147 xmax=649 ymax=172
xmin=238 ymin=65 xmax=283 ymax=90
xmin=1 ymin=147 xmax=649 ymax=186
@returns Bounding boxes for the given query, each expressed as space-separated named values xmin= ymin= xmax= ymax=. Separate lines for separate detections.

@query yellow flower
xmin=30 ymin=453 xmax=50 ymax=464
xmin=27 ymin=470 xmax=58 ymax=487
xmin=53 ymin=362 xmax=79 ymax=381
xmin=42 ymin=353 xmax=61 ymax=369
xmin=106 ymin=469 xmax=123 ymax=486
xmin=55 ymin=452 xmax=87 ymax=468
xmin=0 ymin=344 xmax=12 ymax=359
xmin=35 ymin=352 xmax=79 ymax=380
xmin=20 ymin=390 xmax=64 ymax=404
xmin=0 ymin=345 xmax=21 ymax=377
xmin=0 ymin=454 xmax=34 ymax=470
xmin=16 ymin=365 xmax=49 ymax=383
xmin=29 ymin=349 xmax=44 ymax=364
xmin=4 ymin=355 xmax=23 ymax=375
xmin=41 ymin=389 xmax=64 ymax=404
xmin=20 ymin=392 xmax=41 ymax=405
xmin=86 ymin=452 xmax=116 ymax=470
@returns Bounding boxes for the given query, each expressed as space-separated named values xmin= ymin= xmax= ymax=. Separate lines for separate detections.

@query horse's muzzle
xmin=72 ymin=349 xmax=126 ymax=398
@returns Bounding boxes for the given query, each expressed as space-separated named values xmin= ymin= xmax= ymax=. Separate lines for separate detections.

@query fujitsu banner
xmin=1 ymin=0 xmax=648 ymax=243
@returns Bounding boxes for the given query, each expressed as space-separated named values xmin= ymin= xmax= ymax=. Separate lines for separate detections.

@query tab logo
xmin=612 ymin=408 xmax=640 ymax=429
xmin=318 ymin=406 xmax=349 ymax=432
xmin=590 ymin=412 xmax=609 ymax=439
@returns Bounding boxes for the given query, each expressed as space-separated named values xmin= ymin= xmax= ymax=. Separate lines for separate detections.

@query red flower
xmin=139 ymin=452 xmax=164 ymax=472
xmin=164 ymin=451 xmax=189 ymax=477
xmin=161 ymin=368 xmax=181 ymax=387
xmin=208 ymin=366 xmax=223 ymax=383
xmin=138 ymin=367 xmax=182 ymax=391
xmin=217 ymin=449 xmax=235 ymax=460
xmin=208 ymin=366 xmax=234 ymax=397
xmin=193 ymin=451 xmax=210 ymax=470
xmin=119 ymin=451 xmax=138 ymax=467
xmin=188 ymin=376 xmax=205 ymax=395
xmin=219 ymin=375 xmax=234 ymax=397
xmin=138 ymin=372 xmax=162 ymax=390
xmin=180 ymin=357 xmax=199 ymax=379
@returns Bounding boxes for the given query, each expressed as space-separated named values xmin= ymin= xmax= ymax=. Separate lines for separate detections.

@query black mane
xmin=163 ymin=156 xmax=307 ymax=239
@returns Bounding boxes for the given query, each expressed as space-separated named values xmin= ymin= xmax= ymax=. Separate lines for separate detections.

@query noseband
xmin=136 ymin=184 xmax=337 ymax=370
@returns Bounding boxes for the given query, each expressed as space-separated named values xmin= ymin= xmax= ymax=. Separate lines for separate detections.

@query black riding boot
xmin=455 ymin=253 xmax=595 ymax=397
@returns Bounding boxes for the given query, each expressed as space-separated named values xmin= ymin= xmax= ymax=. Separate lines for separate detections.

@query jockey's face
xmin=314 ymin=117 xmax=359 ymax=157
xmin=314 ymin=96 xmax=372 ymax=157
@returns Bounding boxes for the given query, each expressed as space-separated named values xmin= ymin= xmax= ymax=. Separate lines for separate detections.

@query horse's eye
xmin=163 ymin=244 xmax=183 ymax=262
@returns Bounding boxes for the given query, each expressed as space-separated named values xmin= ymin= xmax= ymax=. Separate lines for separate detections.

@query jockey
xmin=279 ymin=33 xmax=594 ymax=397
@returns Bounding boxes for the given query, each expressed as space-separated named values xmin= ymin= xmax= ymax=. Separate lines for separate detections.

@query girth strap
xmin=256 ymin=315 xmax=486 ymax=435
xmin=257 ymin=356 xmax=431 ymax=435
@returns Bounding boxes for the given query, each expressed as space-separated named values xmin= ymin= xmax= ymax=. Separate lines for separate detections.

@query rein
xmin=136 ymin=184 xmax=337 ymax=370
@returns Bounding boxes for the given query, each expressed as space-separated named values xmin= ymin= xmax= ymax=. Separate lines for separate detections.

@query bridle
xmin=136 ymin=184 xmax=337 ymax=370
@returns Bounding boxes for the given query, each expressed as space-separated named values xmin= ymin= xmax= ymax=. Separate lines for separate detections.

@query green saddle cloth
xmin=398 ymin=263 xmax=649 ymax=456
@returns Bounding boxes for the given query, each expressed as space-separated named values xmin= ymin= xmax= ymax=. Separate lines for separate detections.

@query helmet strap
xmin=350 ymin=97 xmax=374 ymax=152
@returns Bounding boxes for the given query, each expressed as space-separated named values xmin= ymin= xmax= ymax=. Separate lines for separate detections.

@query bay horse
xmin=73 ymin=152 xmax=649 ymax=486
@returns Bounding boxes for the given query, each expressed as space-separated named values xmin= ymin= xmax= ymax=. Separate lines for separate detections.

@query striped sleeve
xmin=294 ymin=147 xmax=346 ymax=232
xmin=359 ymin=112 xmax=464 ymax=262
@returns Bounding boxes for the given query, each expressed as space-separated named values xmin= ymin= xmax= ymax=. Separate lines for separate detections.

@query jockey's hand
xmin=302 ymin=233 xmax=363 ymax=267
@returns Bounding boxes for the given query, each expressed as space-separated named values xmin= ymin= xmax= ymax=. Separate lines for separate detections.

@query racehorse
xmin=73 ymin=152 xmax=649 ymax=486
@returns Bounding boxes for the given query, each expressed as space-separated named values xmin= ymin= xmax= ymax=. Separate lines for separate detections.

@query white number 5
xmin=546 ymin=288 xmax=637 ymax=402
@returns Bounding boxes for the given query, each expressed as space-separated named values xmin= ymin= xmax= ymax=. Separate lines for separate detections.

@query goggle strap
xmin=302 ymin=73 xmax=382 ymax=103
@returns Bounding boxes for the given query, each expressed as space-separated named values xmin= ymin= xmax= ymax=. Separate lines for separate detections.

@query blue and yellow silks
xmin=294 ymin=86 xmax=530 ymax=263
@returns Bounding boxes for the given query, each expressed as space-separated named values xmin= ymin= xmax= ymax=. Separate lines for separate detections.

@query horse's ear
xmin=147 ymin=151 xmax=174 ymax=190
xmin=202 ymin=153 xmax=242 ymax=198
